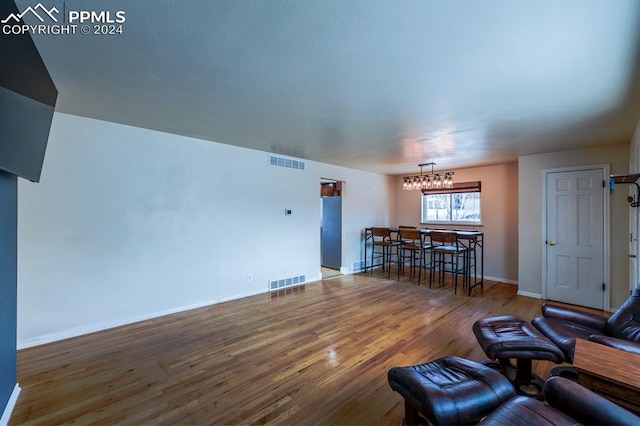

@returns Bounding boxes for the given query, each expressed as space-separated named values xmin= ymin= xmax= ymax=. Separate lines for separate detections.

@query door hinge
xmin=602 ymin=180 xmax=606 ymax=188
xmin=602 ymin=282 xmax=606 ymax=291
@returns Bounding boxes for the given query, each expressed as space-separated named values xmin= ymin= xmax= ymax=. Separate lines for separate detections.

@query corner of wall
xmin=0 ymin=171 xmax=17 ymax=424
xmin=0 ymin=384 xmax=21 ymax=426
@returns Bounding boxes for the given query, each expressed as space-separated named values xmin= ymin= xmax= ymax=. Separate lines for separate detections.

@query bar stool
xmin=370 ymin=227 xmax=400 ymax=279
xmin=429 ymin=231 xmax=469 ymax=293
xmin=398 ymin=225 xmax=417 ymax=246
xmin=417 ymin=231 xmax=432 ymax=287
xmin=398 ymin=228 xmax=422 ymax=281
xmin=454 ymin=231 xmax=478 ymax=295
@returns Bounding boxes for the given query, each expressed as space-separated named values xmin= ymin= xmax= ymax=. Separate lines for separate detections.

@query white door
xmin=546 ymin=168 xmax=605 ymax=309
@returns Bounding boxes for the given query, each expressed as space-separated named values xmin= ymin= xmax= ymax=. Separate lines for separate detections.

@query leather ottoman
xmin=387 ymin=356 xmax=515 ymax=425
xmin=472 ymin=315 xmax=564 ymax=396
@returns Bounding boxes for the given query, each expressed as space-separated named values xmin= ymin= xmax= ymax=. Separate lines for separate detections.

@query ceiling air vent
xmin=269 ymin=155 xmax=305 ymax=171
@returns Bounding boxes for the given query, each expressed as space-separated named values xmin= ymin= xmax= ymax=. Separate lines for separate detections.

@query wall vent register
xmin=269 ymin=274 xmax=306 ymax=291
xmin=269 ymin=155 xmax=305 ymax=171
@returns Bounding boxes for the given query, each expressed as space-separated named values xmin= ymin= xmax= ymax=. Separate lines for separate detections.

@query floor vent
xmin=269 ymin=274 xmax=306 ymax=291
xmin=269 ymin=155 xmax=305 ymax=171
xmin=352 ymin=260 xmax=365 ymax=273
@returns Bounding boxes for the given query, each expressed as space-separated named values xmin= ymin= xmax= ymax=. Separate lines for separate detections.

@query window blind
xmin=421 ymin=181 xmax=481 ymax=194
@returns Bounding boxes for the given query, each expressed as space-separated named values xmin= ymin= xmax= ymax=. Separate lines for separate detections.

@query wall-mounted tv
xmin=0 ymin=0 xmax=57 ymax=182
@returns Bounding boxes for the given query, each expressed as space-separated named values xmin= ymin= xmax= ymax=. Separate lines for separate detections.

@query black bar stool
xmin=398 ymin=228 xmax=421 ymax=281
xmin=370 ymin=227 xmax=400 ymax=279
xmin=429 ymin=231 xmax=469 ymax=293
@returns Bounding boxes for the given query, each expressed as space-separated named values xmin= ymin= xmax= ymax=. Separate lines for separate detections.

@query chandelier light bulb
xmin=402 ymin=162 xmax=454 ymax=191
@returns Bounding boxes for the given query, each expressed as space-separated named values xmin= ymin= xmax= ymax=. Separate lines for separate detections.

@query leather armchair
xmin=480 ymin=376 xmax=639 ymax=425
xmin=389 ymin=357 xmax=640 ymax=425
xmin=589 ymin=334 xmax=640 ymax=355
xmin=532 ymin=285 xmax=640 ymax=362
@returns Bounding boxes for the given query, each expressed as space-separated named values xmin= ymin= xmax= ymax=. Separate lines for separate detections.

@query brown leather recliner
xmin=532 ymin=285 xmax=640 ymax=362
xmin=388 ymin=356 xmax=640 ymax=425
xmin=480 ymin=375 xmax=639 ymax=425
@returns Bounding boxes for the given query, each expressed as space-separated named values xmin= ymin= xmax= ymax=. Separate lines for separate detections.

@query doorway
xmin=543 ymin=166 xmax=609 ymax=310
xmin=321 ymin=179 xmax=342 ymax=278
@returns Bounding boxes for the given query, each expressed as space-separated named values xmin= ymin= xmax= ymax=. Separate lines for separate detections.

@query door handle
xmin=547 ymin=241 xmax=556 ymax=246
xmin=630 ymin=254 xmax=637 ymax=258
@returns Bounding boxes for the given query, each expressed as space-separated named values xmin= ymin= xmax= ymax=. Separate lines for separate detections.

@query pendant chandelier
xmin=402 ymin=162 xmax=454 ymax=191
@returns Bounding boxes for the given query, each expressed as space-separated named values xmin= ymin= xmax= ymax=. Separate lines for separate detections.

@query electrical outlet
xmin=247 ymin=274 xmax=253 ymax=282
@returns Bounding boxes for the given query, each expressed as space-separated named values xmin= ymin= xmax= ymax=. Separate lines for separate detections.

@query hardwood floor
xmin=11 ymin=272 xmax=597 ymax=425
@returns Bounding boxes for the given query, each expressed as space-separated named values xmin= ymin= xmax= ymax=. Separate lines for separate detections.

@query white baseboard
xmin=517 ymin=290 xmax=542 ymax=299
xmin=219 ymin=288 xmax=268 ymax=303
xmin=342 ymin=269 xmax=519 ymax=286
xmin=17 ymin=299 xmax=220 ymax=349
xmin=483 ymin=275 xmax=518 ymax=285
xmin=19 ymin=279 xmax=325 ymax=349
xmin=0 ymin=384 xmax=21 ymax=426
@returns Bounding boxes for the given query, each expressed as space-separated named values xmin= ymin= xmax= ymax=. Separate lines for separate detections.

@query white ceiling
xmin=17 ymin=0 xmax=640 ymax=175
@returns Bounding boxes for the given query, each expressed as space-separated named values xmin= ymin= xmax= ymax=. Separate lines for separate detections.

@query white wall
xmin=518 ymin=144 xmax=630 ymax=309
xmin=394 ymin=163 xmax=519 ymax=283
xmin=17 ymin=113 xmax=395 ymax=347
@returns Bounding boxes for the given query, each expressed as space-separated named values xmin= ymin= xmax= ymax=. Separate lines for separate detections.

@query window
xmin=421 ymin=181 xmax=481 ymax=223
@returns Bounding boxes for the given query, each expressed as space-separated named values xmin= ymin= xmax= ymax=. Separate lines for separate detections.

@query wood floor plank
xmin=11 ymin=271 xmax=606 ymax=425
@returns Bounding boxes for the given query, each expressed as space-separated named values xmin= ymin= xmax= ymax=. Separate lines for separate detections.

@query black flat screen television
xmin=0 ymin=0 xmax=57 ymax=182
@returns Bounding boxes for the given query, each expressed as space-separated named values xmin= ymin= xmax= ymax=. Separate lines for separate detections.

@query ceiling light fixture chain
xmin=402 ymin=162 xmax=454 ymax=191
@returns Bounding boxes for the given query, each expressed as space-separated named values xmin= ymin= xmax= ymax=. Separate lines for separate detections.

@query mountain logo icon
xmin=1 ymin=3 xmax=59 ymax=24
